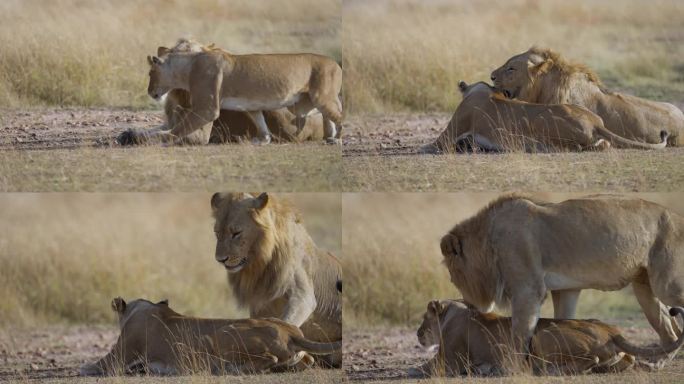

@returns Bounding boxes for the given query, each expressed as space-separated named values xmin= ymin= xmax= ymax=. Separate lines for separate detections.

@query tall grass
xmin=343 ymin=193 xmax=684 ymax=327
xmin=0 ymin=193 xmax=340 ymax=326
xmin=343 ymin=0 xmax=684 ymax=114
xmin=0 ymin=0 xmax=340 ymax=107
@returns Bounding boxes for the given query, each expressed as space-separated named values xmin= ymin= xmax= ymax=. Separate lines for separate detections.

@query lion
xmin=424 ymin=81 xmax=666 ymax=153
xmin=412 ymin=299 xmax=684 ymax=377
xmin=440 ymin=194 xmax=684 ymax=355
xmin=125 ymin=40 xmax=342 ymax=145
xmin=79 ymin=297 xmax=341 ymax=376
xmin=490 ymin=47 xmax=684 ymax=146
xmin=211 ymin=192 xmax=342 ymax=367
xmin=118 ymin=39 xmax=330 ymax=146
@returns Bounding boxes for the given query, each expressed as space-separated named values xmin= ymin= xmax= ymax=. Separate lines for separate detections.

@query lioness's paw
xmin=78 ymin=363 xmax=104 ymax=376
xmin=116 ymin=130 xmax=136 ymax=146
xmin=251 ymin=135 xmax=272 ymax=145
xmin=325 ymin=137 xmax=340 ymax=145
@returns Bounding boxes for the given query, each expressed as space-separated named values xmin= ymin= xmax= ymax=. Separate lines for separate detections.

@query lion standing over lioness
xmin=211 ymin=192 xmax=342 ymax=367
xmin=491 ymin=47 xmax=684 ymax=146
xmin=135 ymin=41 xmax=342 ymax=145
xmin=440 ymin=195 xmax=684 ymax=354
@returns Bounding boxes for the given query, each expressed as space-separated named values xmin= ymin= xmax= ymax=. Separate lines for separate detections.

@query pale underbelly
xmin=220 ymin=94 xmax=301 ymax=111
xmin=544 ymin=271 xmax=629 ymax=291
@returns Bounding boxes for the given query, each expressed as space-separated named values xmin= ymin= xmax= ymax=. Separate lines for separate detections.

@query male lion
xmin=491 ymin=47 xmax=684 ymax=146
xmin=440 ymin=195 xmax=684 ymax=353
xmin=425 ymin=81 xmax=666 ymax=153
xmin=137 ymin=42 xmax=342 ymax=145
xmin=413 ymin=299 xmax=684 ymax=377
xmin=118 ymin=39 xmax=329 ymax=146
xmin=79 ymin=297 xmax=341 ymax=376
xmin=211 ymin=192 xmax=342 ymax=367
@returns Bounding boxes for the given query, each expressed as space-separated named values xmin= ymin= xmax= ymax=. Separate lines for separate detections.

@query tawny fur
xmin=211 ymin=193 xmax=342 ymax=367
xmin=491 ymin=47 xmax=684 ymax=146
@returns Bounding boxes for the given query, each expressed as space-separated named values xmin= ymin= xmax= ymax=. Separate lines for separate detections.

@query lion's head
xmin=490 ymin=47 xmax=603 ymax=103
xmin=210 ymin=192 xmax=278 ymax=274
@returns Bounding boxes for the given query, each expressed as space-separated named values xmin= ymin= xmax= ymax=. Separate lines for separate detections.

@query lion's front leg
xmin=551 ymin=289 xmax=581 ymax=319
xmin=281 ymin=270 xmax=316 ymax=327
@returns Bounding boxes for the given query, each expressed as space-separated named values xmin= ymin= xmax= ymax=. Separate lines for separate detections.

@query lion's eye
xmin=232 ymin=230 xmax=242 ymax=239
xmin=506 ymin=67 xmax=515 ymax=72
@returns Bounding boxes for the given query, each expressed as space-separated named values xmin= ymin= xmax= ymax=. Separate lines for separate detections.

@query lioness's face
xmin=212 ymin=193 xmax=270 ymax=273
xmin=146 ymin=55 xmax=172 ymax=101
xmin=417 ymin=301 xmax=443 ymax=348
xmin=490 ymin=51 xmax=536 ymax=99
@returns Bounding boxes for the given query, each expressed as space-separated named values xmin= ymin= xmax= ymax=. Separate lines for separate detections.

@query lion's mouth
xmin=224 ymin=257 xmax=248 ymax=272
xmin=503 ymin=87 xmax=520 ymax=99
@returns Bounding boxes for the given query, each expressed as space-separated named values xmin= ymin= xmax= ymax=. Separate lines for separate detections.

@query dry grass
xmin=343 ymin=193 xmax=684 ymax=327
xmin=0 ymin=145 xmax=342 ymax=192
xmin=0 ymin=0 xmax=340 ymax=108
xmin=0 ymin=193 xmax=341 ymax=326
xmin=343 ymin=0 xmax=684 ymax=114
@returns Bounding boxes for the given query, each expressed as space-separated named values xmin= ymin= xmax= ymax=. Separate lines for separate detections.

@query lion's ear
xmin=111 ymin=297 xmax=126 ymax=313
xmin=440 ymin=232 xmax=462 ymax=259
xmin=157 ymin=46 xmax=170 ymax=57
xmin=253 ymin=192 xmax=269 ymax=211
xmin=458 ymin=81 xmax=468 ymax=93
xmin=527 ymin=53 xmax=551 ymax=74
xmin=211 ymin=192 xmax=227 ymax=212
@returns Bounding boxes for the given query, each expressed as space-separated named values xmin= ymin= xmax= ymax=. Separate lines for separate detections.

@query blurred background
xmin=0 ymin=193 xmax=341 ymax=327
xmin=343 ymin=0 xmax=684 ymax=114
xmin=343 ymin=193 xmax=684 ymax=327
xmin=0 ymin=0 xmax=340 ymax=108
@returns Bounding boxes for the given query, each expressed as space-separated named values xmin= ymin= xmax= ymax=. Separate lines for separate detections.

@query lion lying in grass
xmin=413 ymin=299 xmax=684 ymax=377
xmin=425 ymin=81 xmax=667 ymax=153
xmin=79 ymin=297 xmax=341 ymax=376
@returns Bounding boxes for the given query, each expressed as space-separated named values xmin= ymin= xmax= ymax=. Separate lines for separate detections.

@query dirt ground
xmin=343 ymin=322 xmax=684 ymax=383
xmin=0 ymin=325 xmax=342 ymax=383
xmin=342 ymin=113 xmax=684 ymax=192
xmin=0 ymin=108 xmax=341 ymax=191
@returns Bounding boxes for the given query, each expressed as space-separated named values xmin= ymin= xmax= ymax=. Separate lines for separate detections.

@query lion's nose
xmin=216 ymin=255 xmax=228 ymax=263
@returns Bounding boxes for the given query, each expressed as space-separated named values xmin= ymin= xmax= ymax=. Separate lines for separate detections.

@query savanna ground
xmin=0 ymin=193 xmax=341 ymax=382
xmin=342 ymin=193 xmax=684 ymax=383
xmin=341 ymin=0 xmax=684 ymax=192
xmin=0 ymin=0 xmax=341 ymax=191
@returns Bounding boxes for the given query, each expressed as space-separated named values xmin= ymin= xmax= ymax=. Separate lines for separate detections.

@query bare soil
xmin=0 ymin=325 xmax=342 ymax=383
xmin=0 ymin=108 xmax=341 ymax=192
xmin=342 ymin=113 xmax=684 ymax=192
xmin=343 ymin=323 xmax=684 ymax=383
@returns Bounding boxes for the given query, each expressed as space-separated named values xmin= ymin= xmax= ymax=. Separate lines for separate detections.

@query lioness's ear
xmin=157 ymin=46 xmax=170 ymax=57
xmin=458 ymin=81 xmax=468 ymax=93
xmin=211 ymin=192 xmax=226 ymax=212
xmin=111 ymin=297 xmax=126 ymax=313
xmin=440 ymin=232 xmax=462 ymax=259
xmin=151 ymin=56 xmax=163 ymax=65
xmin=157 ymin=299 xmax=169 ymax=306
xmin=253 ymin=192 xmax=269 ymax=210
xmin=147 ymin=55 xmax=153 ymax=66
xmin=428 ymin=300 xmax=444 ymax=315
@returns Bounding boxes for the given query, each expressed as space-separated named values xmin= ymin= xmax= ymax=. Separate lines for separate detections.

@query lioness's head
xmin=146 ymin=46 xmax=182 ymax=101
xmin=417 ymin=299 xmax=467 ymax=348
xmin=211 ymin=192 xmax=275 ymax=273
xmin=457 ymin=81 xmax=495 ymax=99
xmin=490 ymin=47 xmax=553 ymax=99
xmin=110 ymin=297 xmax=169 ymax=329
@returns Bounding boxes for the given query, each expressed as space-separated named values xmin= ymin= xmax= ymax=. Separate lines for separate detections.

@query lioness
xmin=211 ymin=192 xmax=342 ymax=367
xmin=491 ymin=47 xmax=684 ymax=146
xmin=425 ymin=81 xmax=666 ymax=153
xmin=414 ymin=300 xmax=684 ymax=377
xmin=440 ymin=195 xmax=684 ymax=352
xmin=142 ymin=44 xmax=342 ymax=145
xmin=118 ymin=39 xmax=329 ymax=145
xmin=79 ymin=297 xmax=341 ymax=376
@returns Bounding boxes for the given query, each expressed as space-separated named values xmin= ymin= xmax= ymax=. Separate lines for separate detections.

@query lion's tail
xmin=289 ymin=336 xmax=341 ymax=355
xmin=596 ymin=126 xmax=668 ymax=150
xmin=612 ymin=307 xmax=684 ymax=365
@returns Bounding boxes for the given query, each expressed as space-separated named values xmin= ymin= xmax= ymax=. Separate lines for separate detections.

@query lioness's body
xmin=428 ymin=82 xmax=665 ymax=153
xmin=415 ymin=300 xmax=684 ymax=377
xmin=491 ymin=47 xmax=684 ymax=146
xmin=119 ymin=39 xmax=329 ymax=145
xmin=79 ymin=298 xmax=341 ymax=376
xmin=440 ymin=195 xmax=684 ymax=352
xmin=144 ymin=46 xmax=342 ymax=145
xmin=211 ymin=193 xmax=342 ymax=367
